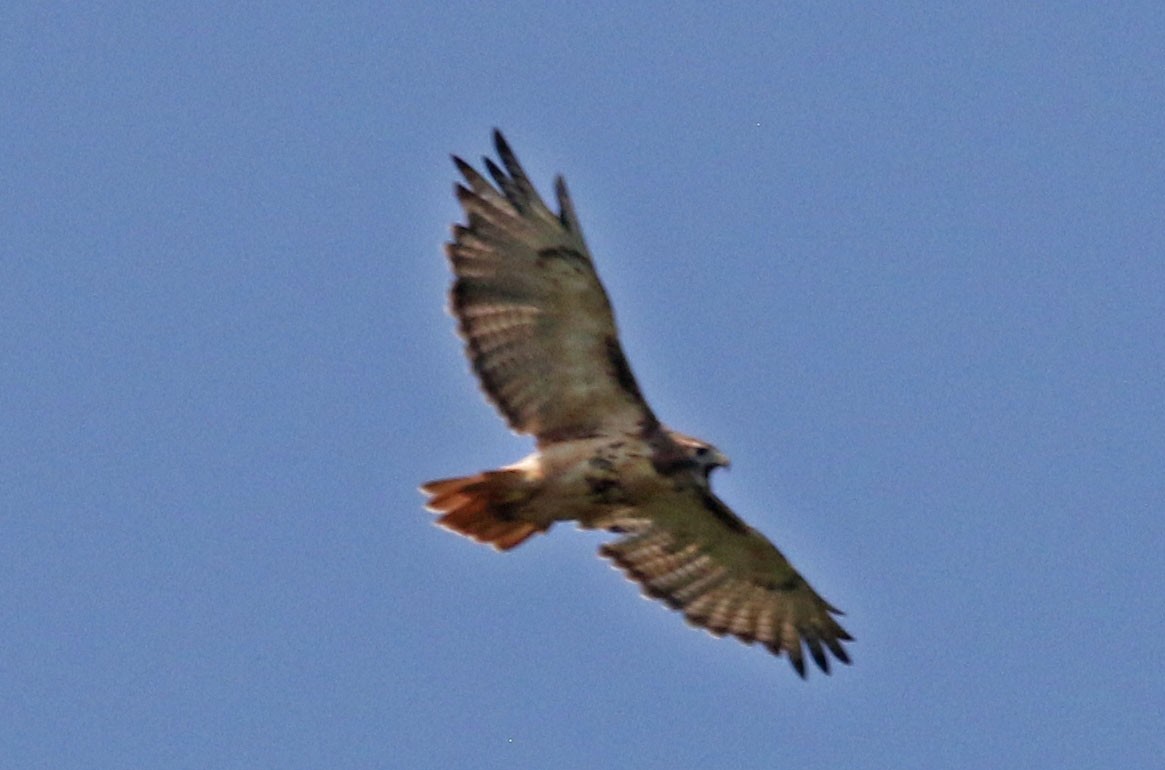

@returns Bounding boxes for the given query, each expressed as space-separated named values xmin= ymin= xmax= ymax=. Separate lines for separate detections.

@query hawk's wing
xmin=593 ymin=491 xmax=852 ymax=677
xmin=445 ymin=131 xmax=657 ymax=444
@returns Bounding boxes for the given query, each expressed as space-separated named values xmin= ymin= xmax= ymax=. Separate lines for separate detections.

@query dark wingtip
xmin=484 ymin=157 xmax=508 ymax=189
xmin=806 ymin=636 xmax=830 ymax=674
xmin=492 ymin=129 xmax=522 ymax=174
xmin=554 ymin=175 xmax=574 ymax=228
xmin=828 ymin=640 xmax=852 ymax=666
xmin=453 ymin=183 xmax=474 ymax=203
xmin=492 ymin=127 xmax=509 ymax=154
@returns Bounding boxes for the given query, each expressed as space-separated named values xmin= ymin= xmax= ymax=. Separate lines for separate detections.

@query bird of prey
xmin=421 ymin=130 xmax=851 ymax=677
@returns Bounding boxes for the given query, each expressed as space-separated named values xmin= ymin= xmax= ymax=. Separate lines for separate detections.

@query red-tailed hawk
xmin=421 ymin=131 xmax=851 ymax=677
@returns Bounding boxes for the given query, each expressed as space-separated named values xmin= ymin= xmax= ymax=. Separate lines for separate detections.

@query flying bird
xmin=421 ymin=131 xmax=851 ymax=677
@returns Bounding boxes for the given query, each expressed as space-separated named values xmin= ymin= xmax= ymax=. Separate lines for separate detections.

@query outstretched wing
xmin=595 ymin=491 xmax=852 ymax=677
xmin=445 ymin=131 xmax=657 ymax=445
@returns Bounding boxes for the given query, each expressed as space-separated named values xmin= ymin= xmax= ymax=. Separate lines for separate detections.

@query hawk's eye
xmin=695 ymin=446 xmax=709 ymax=456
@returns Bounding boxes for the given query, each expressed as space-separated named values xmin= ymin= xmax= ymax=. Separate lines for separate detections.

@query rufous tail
xmin=420 ymin=470 xmax=546 ymax=551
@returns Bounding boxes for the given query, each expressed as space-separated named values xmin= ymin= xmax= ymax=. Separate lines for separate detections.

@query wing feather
xmin=597 ymin=491 xmax=852 ymax=677
xmin=446 ymin=131 xmax=657 ymax=444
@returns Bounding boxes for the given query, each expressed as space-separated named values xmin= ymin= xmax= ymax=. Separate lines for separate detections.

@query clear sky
xmin=3 ymin=3 xmax=1163 ymax=768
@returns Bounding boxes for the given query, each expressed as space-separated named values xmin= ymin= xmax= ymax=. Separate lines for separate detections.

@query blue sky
xmin=3 ymin=3 xmax=1163 ymax=768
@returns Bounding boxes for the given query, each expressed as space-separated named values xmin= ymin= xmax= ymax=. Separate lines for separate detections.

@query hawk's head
xmin=667 ymin=431 xmax=730 ymax=480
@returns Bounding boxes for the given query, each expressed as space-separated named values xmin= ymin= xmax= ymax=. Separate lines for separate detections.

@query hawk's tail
xmin=420 ymin=470 xmax=546 ymax=551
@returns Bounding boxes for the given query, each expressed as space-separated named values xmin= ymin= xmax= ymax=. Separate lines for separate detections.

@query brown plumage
xmin=422 ymin=130 xmax=851 ymax=677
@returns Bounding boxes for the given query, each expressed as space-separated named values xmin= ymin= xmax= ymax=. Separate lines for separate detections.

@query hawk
xmin=421 ymin=130 xmax=852 ymax=677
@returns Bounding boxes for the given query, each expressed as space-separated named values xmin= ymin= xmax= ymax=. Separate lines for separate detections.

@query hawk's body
xmin=422 ymin=131 xmax=852 ymax=677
